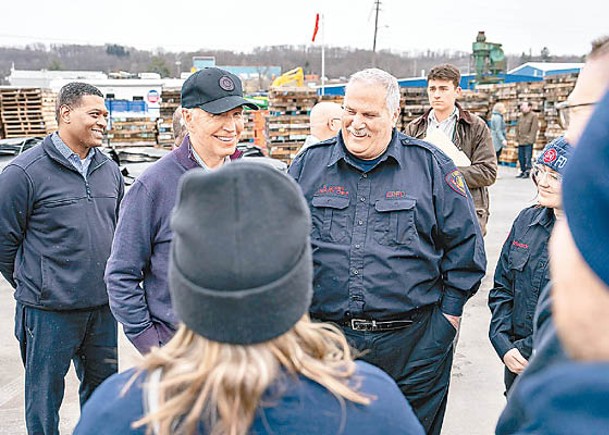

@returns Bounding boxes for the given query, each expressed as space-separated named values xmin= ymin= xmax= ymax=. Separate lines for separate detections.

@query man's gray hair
xmin=347 ymin=68 xmax=400 ymax=114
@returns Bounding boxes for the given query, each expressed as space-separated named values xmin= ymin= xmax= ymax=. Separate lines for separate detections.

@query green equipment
xmin=472 ymin=31 xmax=507 ymax=84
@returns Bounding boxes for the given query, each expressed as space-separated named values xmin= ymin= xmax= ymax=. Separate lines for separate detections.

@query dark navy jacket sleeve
xmin=434 ymin=160 xmax=487 ymax=316
xmin=489 ymin=224 xmax=518 ymax=359
xmin=0 ymin=165 xmax=33 ymax=287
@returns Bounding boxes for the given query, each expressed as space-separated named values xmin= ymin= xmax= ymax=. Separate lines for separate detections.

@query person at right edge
xmin=405 ymin=63 xmax=497 ymax=235
xmin=488 ymin=136 xmax=572 ymax=395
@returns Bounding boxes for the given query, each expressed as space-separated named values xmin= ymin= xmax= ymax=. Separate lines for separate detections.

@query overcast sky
xmin=0 ymin=0 xmax=606 ymax=56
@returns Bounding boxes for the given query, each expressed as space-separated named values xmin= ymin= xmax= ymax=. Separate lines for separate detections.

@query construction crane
xmin=271 ymin=67 xmax=304 ymax=87
xmin=472 ymin=31 xmax=507 ymax=84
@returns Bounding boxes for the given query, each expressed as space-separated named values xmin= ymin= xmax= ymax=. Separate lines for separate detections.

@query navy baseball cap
xmin=181 ymin=67 xmax=258 ymax=114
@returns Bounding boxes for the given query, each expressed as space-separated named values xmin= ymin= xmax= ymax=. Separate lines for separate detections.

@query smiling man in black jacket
xmin=0 ymin=82 xmax=124 ymax=435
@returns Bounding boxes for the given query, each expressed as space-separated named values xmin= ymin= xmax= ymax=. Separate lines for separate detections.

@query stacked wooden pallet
xmin=267 ymin=87 xmax=317 ymax=164
xmin=0 ymin=88 xmax=57 ymax=138
xmin=157 ymin=88 xmax=181 ymax=148
xmin=107 ymin=116 xmax=157 ymax=147
xmin=399 ymin=87 xmax=428 ymax=129
xmin=543 ymin=73 xmax=577 ymax=143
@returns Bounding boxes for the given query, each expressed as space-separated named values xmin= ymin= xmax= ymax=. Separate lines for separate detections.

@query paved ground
xmin=0 ymin=165 xmax=536 ymax=434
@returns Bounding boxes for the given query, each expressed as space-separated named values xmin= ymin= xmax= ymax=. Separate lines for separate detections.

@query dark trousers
xmin=518 ymin=144 xmax=533 ymax=174
xmin=15 ymin=303 xmax=117 ymax=435
xmin=341 ymin=305 xmax=456 ymax=435
xmin=504 ymin=367 xmax=518 ymax=396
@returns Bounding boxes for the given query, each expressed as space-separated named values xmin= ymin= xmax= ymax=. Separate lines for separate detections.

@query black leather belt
xmin=347 ymin=318 xmax=413 ymax=331
xmin=313 ymin=305 xmax=432 ymax=332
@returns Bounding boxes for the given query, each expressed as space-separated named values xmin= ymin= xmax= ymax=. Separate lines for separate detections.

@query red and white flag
xmin=311 ymin=13 xmax=320 ymax=43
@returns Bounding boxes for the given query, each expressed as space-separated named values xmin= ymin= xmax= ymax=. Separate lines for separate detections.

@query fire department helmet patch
xmin=543 ymin=148 xmax=557 ymax=163
xmin=446 ymin=170 xmax=467 ymax=197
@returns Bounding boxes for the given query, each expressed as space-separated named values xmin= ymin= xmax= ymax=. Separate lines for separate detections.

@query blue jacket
xmin=288 ymin=130 xmax=486 ymax=320
xmin=490 ymin=111 xmax=507 ymax=153
xmin=0 ymin=136 xmax=123 ymax=310
xmin=105 ymin=138 xmax=199 ymax=354
xmin=498 ymin=362 xmax=609 ymax=434
xmin=489 ymin=206 xmax=554 ymax=359
xmin=74 ymin=361 xmax=424 ymax=434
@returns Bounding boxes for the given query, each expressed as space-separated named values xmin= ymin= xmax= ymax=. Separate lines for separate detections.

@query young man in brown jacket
xmin=405 ymin=64 xmax=497 ymax=235
xmin=515 ymin=101 xmax=539 ymax=178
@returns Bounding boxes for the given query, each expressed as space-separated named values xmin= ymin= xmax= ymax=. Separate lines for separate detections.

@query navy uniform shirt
xmin=288 ymin=130 xmax=486 ymax=321
xmin=488 ymin=206 xmax=554 ymax=360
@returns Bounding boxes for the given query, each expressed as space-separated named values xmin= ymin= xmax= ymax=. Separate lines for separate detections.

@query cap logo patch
xmin=219 ymin=76 xmax=235 ymax=91
xmin=543 ymin=149 xmax=557 ymax=163
xmin=445 ymin=169 xmax=467 ymax=197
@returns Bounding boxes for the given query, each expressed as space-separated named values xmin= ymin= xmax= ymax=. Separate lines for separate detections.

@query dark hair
xmin=427 ymin=64 xmax=461 ymax=88
xmin=56 ymin=82 xmax=104 ymax=122
xmin=589 ymin=35 xmax=609 ymax=59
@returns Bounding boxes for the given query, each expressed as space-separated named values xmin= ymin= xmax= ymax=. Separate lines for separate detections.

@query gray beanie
xmin=168 ymin=161 xmax=313 ymax=345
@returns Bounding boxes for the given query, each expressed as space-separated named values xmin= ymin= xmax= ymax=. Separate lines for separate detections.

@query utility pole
xmin=372 ymin=0 xmax=381 ymax=66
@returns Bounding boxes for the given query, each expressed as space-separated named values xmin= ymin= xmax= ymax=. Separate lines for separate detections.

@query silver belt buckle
xmin=350 ymin=318 xmax=375 ymax=331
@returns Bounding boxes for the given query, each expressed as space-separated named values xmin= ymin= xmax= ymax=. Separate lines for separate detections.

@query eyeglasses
xmin=556 ymin=101 xmax=597 ymax=129
xmin=531 ymin=164 xmax=562 ymax=187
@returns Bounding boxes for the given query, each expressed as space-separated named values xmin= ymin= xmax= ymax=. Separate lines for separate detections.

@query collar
xmin=51 ymin=132 xmax=94 ymax=161
xmin=529 ymin=206 xmax=556 ymax=229
xmin=173 ymin=134 xmax=203 ymax=171
xmin=327 ymin=129 xmax=401 ymax=169
xmin=419 ymin=102 xmax=473 ymax=126
xmin=429 ymin=106 xmax=459 ymax=125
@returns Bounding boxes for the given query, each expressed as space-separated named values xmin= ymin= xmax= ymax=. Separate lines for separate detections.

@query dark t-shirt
xmin=74 ymin=360 xmax=423 ymax=434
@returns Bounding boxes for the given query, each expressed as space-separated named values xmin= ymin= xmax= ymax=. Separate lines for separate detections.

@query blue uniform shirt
xmin=288 ymin=130 xmax=486 ymax=321
xmin=489 ymin=206 xmax=554 ymax=359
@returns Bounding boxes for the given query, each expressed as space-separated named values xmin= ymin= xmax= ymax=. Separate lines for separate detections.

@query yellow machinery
xmin=271 ymin=67 xmax=304 ymax=87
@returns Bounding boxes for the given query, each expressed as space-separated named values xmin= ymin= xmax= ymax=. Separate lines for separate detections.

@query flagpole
xmin=321 ymin=13 xmax=325 ymax=96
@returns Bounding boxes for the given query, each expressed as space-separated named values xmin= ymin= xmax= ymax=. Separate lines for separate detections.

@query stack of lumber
xmin=460 ymin=89 xmax=491 ymax=120
xmin=107 ymin=116 xmax=157 ymax=147
xmin=157 ymin=88 xmax=181 ymax=148
xmin=543 ymin=73 xmax=578 ymax=143
xmin=267 ymin=87 xmax=317 ymax=164
xmin=399 ymin=87 xmax=428 ymax=129
xmin=0 ymin=88 xmax=57 ymax=138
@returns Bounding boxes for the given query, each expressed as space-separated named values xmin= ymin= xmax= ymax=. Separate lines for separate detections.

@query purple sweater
xmin=105 ymin=139 xmax=199 ymax=353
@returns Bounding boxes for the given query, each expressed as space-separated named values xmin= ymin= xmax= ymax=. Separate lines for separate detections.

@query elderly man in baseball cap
xmin=105 ymin=68 xmax=258 ymax=354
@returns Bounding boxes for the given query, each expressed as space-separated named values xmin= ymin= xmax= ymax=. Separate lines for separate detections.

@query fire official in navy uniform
xmin=288 ymin=68 xmax=486 ymax=435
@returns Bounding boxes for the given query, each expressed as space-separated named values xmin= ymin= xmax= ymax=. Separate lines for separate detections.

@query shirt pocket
xmin=311 ymin=195 xmax=350 ymax=243
xmin=373 ymin=197 xmax=417 ymax=247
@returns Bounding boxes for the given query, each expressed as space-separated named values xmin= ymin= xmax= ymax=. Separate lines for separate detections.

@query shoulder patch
xmin=445 ymin=169 xmax=467 ymax=197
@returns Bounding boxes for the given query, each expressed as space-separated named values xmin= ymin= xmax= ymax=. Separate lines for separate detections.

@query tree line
xmin=0 ymin=43 xmax=584 ymax=85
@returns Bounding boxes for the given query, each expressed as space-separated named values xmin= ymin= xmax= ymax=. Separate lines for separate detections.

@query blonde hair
xmin=493 ymin=102 xmax=506 ymax=114
xmin=128 ymin=316 xmax=370 ymax=435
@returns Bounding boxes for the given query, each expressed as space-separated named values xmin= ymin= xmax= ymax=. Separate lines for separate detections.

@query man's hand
xmin=442 ymin=313 xmax=460 ymax=330
xmin=503 ymin=348 xmax=529 ymax=374
xmin=502 ymin=139 xmax=507 ymax=146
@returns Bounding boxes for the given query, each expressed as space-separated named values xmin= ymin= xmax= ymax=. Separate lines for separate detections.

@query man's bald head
xmin=309 ymin=102 xmax=343 ymax=142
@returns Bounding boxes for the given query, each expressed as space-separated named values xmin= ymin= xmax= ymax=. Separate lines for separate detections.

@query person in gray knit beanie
xmin=75 ymin=160 xmax=425 ymax=435
xmin=168 ymin=160 xmax=313 ymax=344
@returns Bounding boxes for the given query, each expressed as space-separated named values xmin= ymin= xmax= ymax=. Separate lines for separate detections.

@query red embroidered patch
xmin=543 ymin=149 xmax=557 ymax=163
xmin=386 ymin=191 xmax=406 ymax=199
xmin=317 ymin=185 xmax=349 ymax=197
xmin=512 ymin=241 xmax=529 ymax=249
xmin=445 ymin=170 xmax=467 ymax=197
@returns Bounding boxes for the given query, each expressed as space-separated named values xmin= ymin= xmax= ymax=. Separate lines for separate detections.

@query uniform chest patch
xmin=317 ymin=185 xmax=349 ymax=197
xmin=445 ymin=170 xmax=467 ymax=197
